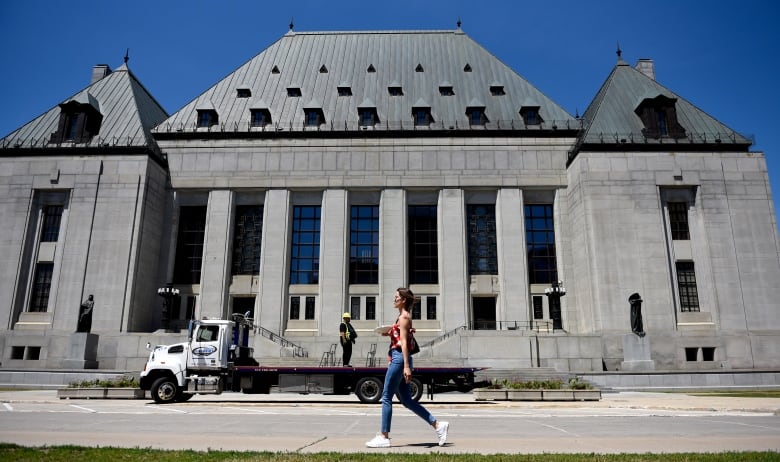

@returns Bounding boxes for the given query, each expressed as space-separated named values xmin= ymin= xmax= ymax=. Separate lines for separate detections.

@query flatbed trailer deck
xmin=234 ymin=365 xmax=487 ymax=403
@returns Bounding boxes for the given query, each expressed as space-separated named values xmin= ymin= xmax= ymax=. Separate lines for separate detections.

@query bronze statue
xmin=77 ymin=294 xmax=94 ymax=333
xmin=629 ymin=293 xmax=645 ymax=337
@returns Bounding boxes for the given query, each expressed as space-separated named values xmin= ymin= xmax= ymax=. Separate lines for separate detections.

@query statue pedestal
xmin=62 ymin=333 xmax=99 ymax=369
xmin=621 ymin=333 xmax=655 ymax=371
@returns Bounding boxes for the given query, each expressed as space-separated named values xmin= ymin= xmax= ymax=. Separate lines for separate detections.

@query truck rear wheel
xmin=409 ymin=377 xmax=423 ymax=401
xmin=355 ymin=376 xmax=383 ymax=403
xmin=151 ymin=376 xmax=179 ymax=404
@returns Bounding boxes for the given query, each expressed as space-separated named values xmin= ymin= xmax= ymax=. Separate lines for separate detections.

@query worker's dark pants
xmin=341 ymin=340 xmax=353 ymax=366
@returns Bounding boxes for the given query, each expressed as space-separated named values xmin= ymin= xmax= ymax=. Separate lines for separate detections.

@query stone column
xmin=379 ymin=189 xmax=406 ymax=324
xmin=198 ymin=190 xmax=234 ymax=319
xmin=438 ymin=189 xmax=469 ymax=331
xmin=319 ymin=189 xmax=348 ymax=333
xmin=496 ymin=188 xmax=528 ymax=325
xmin=257 ymin=189 xmax=290 ymax=332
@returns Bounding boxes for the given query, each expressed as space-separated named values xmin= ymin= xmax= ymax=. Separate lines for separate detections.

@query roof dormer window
xmin=287 ymin=87 xmax=302 ymax=97
xmin=439 ymin=86 xmax=454 ymax=96
xmin=464 ymin=64 xmax=472 ymax=72
xmin=337 ymin=86 xmax=352 ymax=96
xmin=490 ymin=85 xmax=505 ymax=96
xmin=634 ymin=95 xmax=686 ymax=139
xmin=367 ymin=64 xmax=376 ymax=73
xmin=319 ymin=65 xmax=328 ymax=73
xmin=413 ymin=107 xmax=433 ymax=126
xmin=197 ymin=109 xmax=218 ymax=128
xmin=271 ymin=65 xmax=280 ymax=74
xmin=520 ymin=106 xmax=542 ymax=126
xmin=304 ymin=108 xmax=325 ymax=127
xmin=358 ymin=108 xmax=379 ymax=127
xmin=415 ymin=64 xmax=424 ymax=72
xmin=50 ymin=97 xmax=102 ymax=144
xmin=250 ymin=108 xmax=271 ymax=128
xmin=236 ymin=88 xmax=251 ymax=98
xmin=388 ymin=85 xmax=403 ymax=96
xmin=467 ymin=107 xmax=487 ymax=126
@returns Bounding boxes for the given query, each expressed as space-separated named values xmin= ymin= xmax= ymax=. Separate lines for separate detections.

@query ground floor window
xmin=676 ymin=261 xmax=700 ymax=312
xmin=29 ymin=263 xmax=54 ymax=312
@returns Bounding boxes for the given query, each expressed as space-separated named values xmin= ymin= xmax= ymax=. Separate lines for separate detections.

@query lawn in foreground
xmin=1 ymin=445 xmax=778 ymax=462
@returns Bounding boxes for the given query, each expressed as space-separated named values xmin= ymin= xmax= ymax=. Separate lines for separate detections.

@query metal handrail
xmin=420 ymin=319 xmax=556 ymax=349
xmin=467 ymin=320 xmax=554 ymax=332
xmin=254 ymin=325 xmax=308 ymax=358
xmin=419 ymin=325 xmax=466 ymax=349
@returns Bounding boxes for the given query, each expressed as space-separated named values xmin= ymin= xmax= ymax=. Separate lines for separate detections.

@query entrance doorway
xmin=232 ymin=296 xmax=255 ymax=317
xmin=472 ymin=297 xmax=496 ymax=330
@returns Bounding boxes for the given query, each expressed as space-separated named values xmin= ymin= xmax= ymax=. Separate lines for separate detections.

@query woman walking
xmin=365 ymin=287 xmax=449 ymax=448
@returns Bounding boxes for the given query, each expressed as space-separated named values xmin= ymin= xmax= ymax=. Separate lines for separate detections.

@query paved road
xmin=1 ymin=390 xmax=778 ymax=454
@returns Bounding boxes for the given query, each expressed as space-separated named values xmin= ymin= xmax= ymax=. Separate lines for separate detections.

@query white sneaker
xmin=365 ymin=433 xmax=391 ymax=448
xmin=435 ymin=421 xmax=449 ymax=446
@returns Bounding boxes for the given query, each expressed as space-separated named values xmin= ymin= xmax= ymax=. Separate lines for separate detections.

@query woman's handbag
xmin=409 ymin=334 xmax=420 ymax=355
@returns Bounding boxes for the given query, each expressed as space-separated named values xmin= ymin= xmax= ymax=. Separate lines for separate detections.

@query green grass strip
xmin=1 ymin=444 xmax=778 ymax=462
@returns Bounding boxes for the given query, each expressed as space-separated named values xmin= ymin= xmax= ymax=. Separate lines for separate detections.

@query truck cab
xmin=140 ymin=314 xmax=255 ymax=403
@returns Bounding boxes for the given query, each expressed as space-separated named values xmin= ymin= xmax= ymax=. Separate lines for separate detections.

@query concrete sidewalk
xmin=1 ymin=388 xmax=779 ymax=414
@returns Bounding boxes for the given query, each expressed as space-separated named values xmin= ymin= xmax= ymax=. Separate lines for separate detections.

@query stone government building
xmin=2 ymin=27 xmax=779 ymax=374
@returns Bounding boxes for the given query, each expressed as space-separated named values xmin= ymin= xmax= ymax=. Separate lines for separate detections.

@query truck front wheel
xmin=355 ymin=376 xmax=383 ymax=403
xmin=151 ymin=376 xmax=179 ymax=404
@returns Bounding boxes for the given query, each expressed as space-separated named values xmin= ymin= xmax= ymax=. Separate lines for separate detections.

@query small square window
xmin=490 ymin=85 xmax=505 ymax=96
xmin=11 ymin=346 xmax=24 ymax=360
xmin=337 ymin=86 xmax=352 ymax=96
xmin=439 ymin=86 xmax=454 ymax=96
xmin=26 ymin=346 xmax=41 ymax=360
xmin=388 ymin=86 xmax=403 ymax=96
xmin=287 ymin=87 xmax=302 ymax=97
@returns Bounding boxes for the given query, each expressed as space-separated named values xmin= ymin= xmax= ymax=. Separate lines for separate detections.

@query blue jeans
xmin=381 ymin=348 xmax=435 ymax=433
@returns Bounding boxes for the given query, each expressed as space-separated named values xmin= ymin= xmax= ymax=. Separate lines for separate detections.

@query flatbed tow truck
xmin=140 ymin=314 xmax=486 ymax=404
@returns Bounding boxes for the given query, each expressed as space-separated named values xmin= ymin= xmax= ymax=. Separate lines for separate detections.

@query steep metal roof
xmin=1 ymin=64 xmax=168 ymax=151
xmin=155 ymin=29 xmax=577 ymax=135
xmin=577 ymin=57 xmax=751 ymax=150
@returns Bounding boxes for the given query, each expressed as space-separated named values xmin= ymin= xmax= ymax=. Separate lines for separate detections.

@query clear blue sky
xmin=2 ymin=1 xmax=778 ymax=213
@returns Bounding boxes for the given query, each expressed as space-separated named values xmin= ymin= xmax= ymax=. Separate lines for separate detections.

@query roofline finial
xmin=457 ymin=17 xmax=462 ymax=29
xmin=289 ymin=17 xmax=294 ymax=32
xmin=616 ymin=42 xmax=622 ymax=59
xmin=124 ymin=48 xmax=129 ymax=65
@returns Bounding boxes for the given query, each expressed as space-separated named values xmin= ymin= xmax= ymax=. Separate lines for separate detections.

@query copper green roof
xmin=576 ymin=57 xmax=751 ymax=152
xmin=1 ymin=64 xmax=168 ymax=151
xmin=154 ymin=29 xmax=577 ymax=135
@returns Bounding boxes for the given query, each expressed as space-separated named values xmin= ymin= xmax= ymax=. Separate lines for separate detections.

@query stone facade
xmin=1 ymin=30 xmax=778 ymax=374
